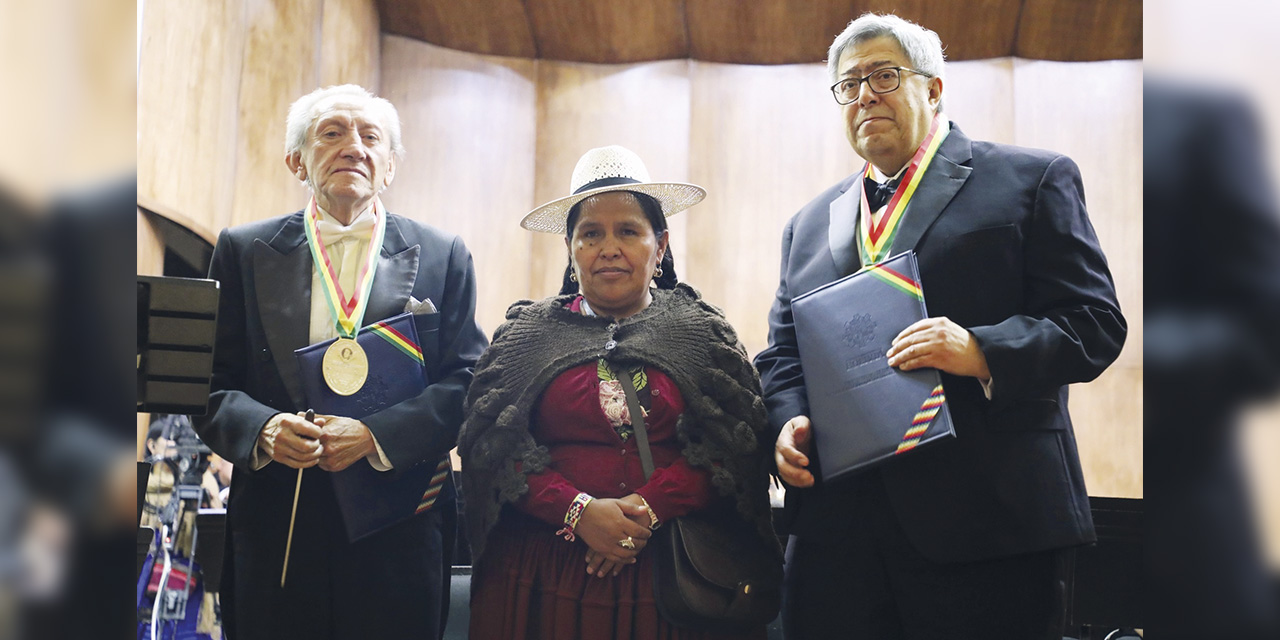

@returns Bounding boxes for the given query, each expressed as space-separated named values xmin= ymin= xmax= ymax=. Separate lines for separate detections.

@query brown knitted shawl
xmin=458 ymin=284 xmax=777 ymax=562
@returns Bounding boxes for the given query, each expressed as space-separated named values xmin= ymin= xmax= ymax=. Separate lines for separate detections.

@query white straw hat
xmin=520 ymin=145 xmax=706 ymax=234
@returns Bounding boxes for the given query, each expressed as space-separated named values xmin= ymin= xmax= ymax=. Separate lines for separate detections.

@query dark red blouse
xmin=516 ymin=361 xmax=714 ymax=527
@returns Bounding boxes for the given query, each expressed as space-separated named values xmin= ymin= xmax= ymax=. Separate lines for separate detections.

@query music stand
xmin=136 ymin=275 xmax=219 ymax=415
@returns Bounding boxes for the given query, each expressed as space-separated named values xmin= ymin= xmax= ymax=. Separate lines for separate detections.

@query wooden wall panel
xmin=1068 ymin=367 xmax=1143 ymax=499
xmin=527 ymin=0 xmax=687 ymax=63
xmin=321 ymin=0 xmax=382 ymax=88
xmin=377 ymin=0 xmax=536 ymax=59
xmin=686 ymin=0 xmax=854 ymax=64
xmin=137 ymin=210 xmax=166 ymax=277
xmin=137 ymin=0 xmax=246 ymax=236
xmin=530 ymin=60 xmax=693 ymax=300
xmin=864 ymin=0 xmax=1022 ymax=62
xmin=686 ymin=61 xmax=856 ymax=358
xmin=1016 ymin=0 xmax=1142 ymax=62
xmin=378 ymin=35 xmax=537 ymax=338
xmin=377 ymin=0 xmax=1140 ymax=64
xmin=936 ymin=58 xmax=1015 ymax=145
xmin=230 ymin=0 xmax=322 ymax=229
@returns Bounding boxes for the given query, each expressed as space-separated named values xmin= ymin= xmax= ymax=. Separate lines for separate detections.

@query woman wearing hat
xmin=459 ymin=146 xmax=778 ymax=639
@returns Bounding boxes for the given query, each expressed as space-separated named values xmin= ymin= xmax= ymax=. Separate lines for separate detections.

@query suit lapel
xmin=365 ymin=214 xmax=419 ymax=324
xmin=827 ymin=177 xmax=862 ymax=277
xmin=889 ymin=123 xmax=974 ymax=254
xmin=253 ymin=213 xmax=310 ymax=408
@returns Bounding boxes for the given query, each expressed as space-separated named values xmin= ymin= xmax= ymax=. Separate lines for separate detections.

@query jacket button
xmin=619 ymin=482 xmax=627 ymax=490
xmin=604 ymin=340 xmax=617 ymax=351
xmin=258 ymin=348 xmax=272 ymax=362
xmin=620 ymin=449 xmax=627 ymax=456
xmin=651 ymin=388 xmax=659 ymax=396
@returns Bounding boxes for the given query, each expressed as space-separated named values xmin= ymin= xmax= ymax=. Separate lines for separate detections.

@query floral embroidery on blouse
xmin=570 ymin=295 xmax=653 ymax=442
xmin=596 ymin=360 xmax=650 ymax=440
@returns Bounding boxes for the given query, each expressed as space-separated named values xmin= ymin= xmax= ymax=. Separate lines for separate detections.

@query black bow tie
xmin=864 ymin=175 xmax=901 ymax=213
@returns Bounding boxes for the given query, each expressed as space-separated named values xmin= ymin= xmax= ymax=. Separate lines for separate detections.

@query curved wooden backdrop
xmin=138 ymin=4 xmax=1142 ymax=501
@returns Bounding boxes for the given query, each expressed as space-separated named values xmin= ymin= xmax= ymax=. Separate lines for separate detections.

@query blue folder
xmin=294 ymin=311 xmax=452 ymax=541
xmin=791 ymin=251 xmax=955 ymax=483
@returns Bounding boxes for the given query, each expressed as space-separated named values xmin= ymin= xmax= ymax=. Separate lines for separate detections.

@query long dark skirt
xmin=470 ymin=513 xmax=765 ymax=640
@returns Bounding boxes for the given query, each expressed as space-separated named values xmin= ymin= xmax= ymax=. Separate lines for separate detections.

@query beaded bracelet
xmin=556 ymin=492 xmax=594 ymax=542
xmin=636 ymin=494 xmax=660 ymax=530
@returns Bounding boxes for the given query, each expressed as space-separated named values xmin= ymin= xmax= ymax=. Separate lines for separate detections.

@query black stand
xmin=1067 ymin=497 xmax=1144 ymax=638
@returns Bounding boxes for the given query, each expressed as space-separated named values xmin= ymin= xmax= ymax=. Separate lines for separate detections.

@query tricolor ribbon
xmin=303 ymin=197 xmax=387 ymax=338
xmin=415 ymin=457 xmax=453 ymax=514
xmin=369 ymin=321 xmax=424 ymax=365
xmin=858 ymin=113 xmax=950 ymax=267
xmin=863 ymin=263 xmax=923 ymax=300
xmin=896 ymin=385 xmax=945 ymax=454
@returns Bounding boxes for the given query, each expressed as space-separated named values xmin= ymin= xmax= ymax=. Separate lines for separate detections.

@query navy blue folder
xmin=791 ymin=251 xmax=955 ymax=482
xmin=295 ymin=311 xmax=451 ymax=541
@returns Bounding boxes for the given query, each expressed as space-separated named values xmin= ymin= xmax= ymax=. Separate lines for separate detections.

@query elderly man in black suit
xmin=754 ymin=14 xmax=1127 ymax=639
xmin=194 ymin=85 xmax=487 ymax=639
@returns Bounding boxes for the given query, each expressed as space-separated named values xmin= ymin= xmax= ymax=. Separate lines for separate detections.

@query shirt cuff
xmin=251 ymin=413 xmax=287 ymax=471
xmin=979 ymin=376 xmax=995 ymax=400
xmin=365 ymin=434 xmax=393 ymax=472
xmin=251 ymin=445 xmax=271 ymax=470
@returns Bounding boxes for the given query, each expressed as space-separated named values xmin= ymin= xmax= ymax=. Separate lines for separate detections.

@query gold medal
xmin=322 ymin=337 xmax=368 ymax=396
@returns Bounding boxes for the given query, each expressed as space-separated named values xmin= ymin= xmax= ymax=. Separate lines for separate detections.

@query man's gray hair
xmin=284 ymin=84 xmax=405 ymax=160
xmin=827 ymin=13 xmax=946 ymax=112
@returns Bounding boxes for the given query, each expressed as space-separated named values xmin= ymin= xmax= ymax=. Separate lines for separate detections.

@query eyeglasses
xmin=830 ymin=67 xmax=930 ymax=105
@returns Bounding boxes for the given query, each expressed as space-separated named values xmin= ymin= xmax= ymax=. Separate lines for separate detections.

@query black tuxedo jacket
xmin=194 ymin=211 xmax=487 ymax=637
xmin=755 ymin=124 xmax=1126 ymax=563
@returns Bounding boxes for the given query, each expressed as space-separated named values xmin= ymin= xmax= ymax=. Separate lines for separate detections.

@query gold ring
xmin=618 ymin=536 xmax=636 ymax=550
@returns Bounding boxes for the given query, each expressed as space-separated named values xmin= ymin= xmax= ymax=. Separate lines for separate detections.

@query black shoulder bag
xmin=616 ymin=367 xmax=783 ymax=633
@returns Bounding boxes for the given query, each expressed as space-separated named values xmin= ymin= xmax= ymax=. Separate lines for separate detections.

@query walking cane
xmin=280 ymin=409 xmax=313 ymax=587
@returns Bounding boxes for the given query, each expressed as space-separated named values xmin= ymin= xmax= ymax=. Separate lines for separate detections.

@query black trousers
xmin=224 ymin=484 xmax=450 ymax=640
xmin=781 ymin=472 xmax=1069 ymax=640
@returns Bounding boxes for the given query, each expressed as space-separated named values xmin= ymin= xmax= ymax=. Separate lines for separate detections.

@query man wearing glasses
xmin=754 ymin=13 xmax=1127 ymax=638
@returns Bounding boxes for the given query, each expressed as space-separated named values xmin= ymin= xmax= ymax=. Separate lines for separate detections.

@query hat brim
xmin=520 ymin=182 xmax=707 ymax=234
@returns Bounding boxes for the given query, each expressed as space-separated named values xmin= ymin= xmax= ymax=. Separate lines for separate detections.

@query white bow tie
xmin=314 ymin=211 xmax=376 ymax=246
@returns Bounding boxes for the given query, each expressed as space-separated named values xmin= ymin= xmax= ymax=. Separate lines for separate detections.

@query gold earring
xmin=653 ymin=266 xmax=663 ymax=279
xmin=570 ymin=271 xmax=578 ymax=282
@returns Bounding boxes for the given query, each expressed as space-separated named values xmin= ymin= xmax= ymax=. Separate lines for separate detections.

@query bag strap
xmin=615 ymin=365 xmax=655 ymax=481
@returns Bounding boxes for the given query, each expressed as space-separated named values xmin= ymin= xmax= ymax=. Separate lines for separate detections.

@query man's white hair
xmin=283 ymin=84 xmax=405 ymax=159
xmin=827 ymin=13 xmax=947 ymax=113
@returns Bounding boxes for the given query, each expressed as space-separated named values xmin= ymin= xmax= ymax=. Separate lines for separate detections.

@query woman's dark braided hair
xmin=558 ymin=191 xmax=679 ymax=295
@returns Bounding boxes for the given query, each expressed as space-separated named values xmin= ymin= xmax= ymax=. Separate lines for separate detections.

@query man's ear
xmin=285 ymin=152 xmax=306 ymax=181
xmin=928 ymin=76 xmax=944 ymax=110
xmin=383 ymin=158 xmax=396 ymax=189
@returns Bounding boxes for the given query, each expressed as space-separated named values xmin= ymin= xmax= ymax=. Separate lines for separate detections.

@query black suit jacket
xmin=755 ymin=124 xmax=1126 ymax=563
xmin=193 ymin=211 xmax=487 ymax=636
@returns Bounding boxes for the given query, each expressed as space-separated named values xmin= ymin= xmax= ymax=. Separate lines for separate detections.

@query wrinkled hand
xmin=312 ymin=414 xmax=376 ymax=472
xmin=887 ymin=317 xmax=991 ymax=380
xmin=775 ymin=416 xmax=814 ymax=488
xmin=576 ymin=499 xmax=652 ymax=577
xmin=258 ymin=413 xmax=323 ymax=469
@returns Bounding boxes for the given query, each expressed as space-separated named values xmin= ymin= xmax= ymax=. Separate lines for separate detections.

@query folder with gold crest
xmin=792 ymin=251 xmax=955 ymax=482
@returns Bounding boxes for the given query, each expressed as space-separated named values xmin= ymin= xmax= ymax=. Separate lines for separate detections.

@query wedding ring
xmin=618 ymin=536 xmax=636 ymax=550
